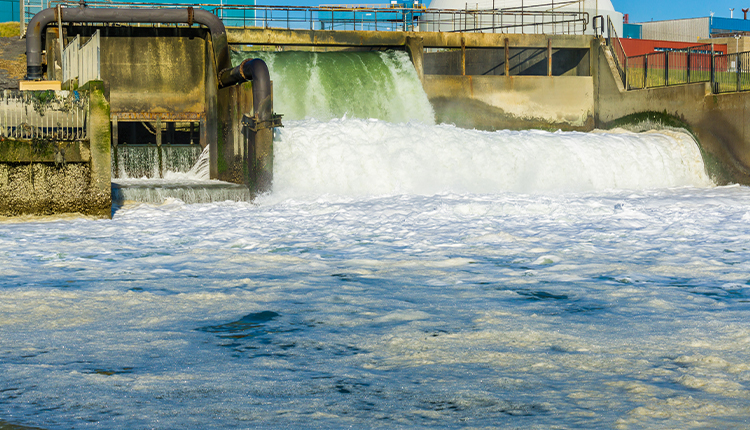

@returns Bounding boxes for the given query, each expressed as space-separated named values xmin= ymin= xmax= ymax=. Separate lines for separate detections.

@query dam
xmin=3 ymin=1 xmax=750 ymax=216
xmin=3 ymin=2 xmax=750 ymax=429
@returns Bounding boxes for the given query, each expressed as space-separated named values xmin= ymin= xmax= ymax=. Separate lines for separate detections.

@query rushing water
xmin=233 ymin=50 xmax=435 ymax=123
xmin=113 ymin=145 xmax=253 ymax=204
xmin=113 ymin=145 xmax=203 ymax=179
xmin=2 ymin=51 xmax=750 ymax=429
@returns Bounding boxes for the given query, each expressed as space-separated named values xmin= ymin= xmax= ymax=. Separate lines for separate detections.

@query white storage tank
xmin=421 ymin=0 xmax=623 ymax=36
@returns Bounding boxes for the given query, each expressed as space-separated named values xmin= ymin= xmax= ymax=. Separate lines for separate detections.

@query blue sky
xmin=611 ymin=1 xmax=746 ymax=23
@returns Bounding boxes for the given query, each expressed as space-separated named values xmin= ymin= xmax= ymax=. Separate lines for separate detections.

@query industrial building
xmin=625 ymin=16 xmax=750 ymax=53
xmin=422 ymin=0 xmax=622 ymax=36
xmin=619 ymin=38 xmax=727 ymax=57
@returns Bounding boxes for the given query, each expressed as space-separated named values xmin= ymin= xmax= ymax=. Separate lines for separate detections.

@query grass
xmin=625 ymin=67 xmax=712 ymax=89
xmin=0 ymin=22 xmax=21 ymax=38
xmin=624 ymin=66 xmax=750 ymax=93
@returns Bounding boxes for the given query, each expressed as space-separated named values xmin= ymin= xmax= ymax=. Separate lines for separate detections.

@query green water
xmin=232 ymin=50 xmax=435 ymax=123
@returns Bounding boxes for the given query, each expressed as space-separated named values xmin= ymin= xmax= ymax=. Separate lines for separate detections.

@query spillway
xmin=234 ymin=50 xmax=712 ymax=196
xmin=112 ymin=146 xmax=252 ymax=205
xmin=273 ymin=119 xmax=711 ymax=197
xmin=233 ymin=50 xmax=435 ymax=123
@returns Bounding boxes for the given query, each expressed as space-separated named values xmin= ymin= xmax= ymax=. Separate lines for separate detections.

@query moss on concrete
xmin=0 ymin=162 xmax=109 ymax=217
xmin=0 ymin=84 xmax=112 ymax=217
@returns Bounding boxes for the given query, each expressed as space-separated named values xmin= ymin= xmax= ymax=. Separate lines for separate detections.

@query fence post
xmin=644 ymin=54 xmax=648 ymax=88
xmin=738 ymin=53 xmax=741 ymax=92
xmin=711 ymin=43 xmax=715 ymax=92
xmin=687 ymin=50 xmax=691 ymax=83
xmin=664 ymin=52 xmax=669 ymax=86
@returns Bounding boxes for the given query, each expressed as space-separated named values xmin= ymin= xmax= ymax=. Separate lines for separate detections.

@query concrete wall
xmin=215 ymin=81 xmax=274 ymax=194
xmin=425 ymin=75 xmax=594 ymax=130
xmin=67 ymin=27 xmax=208 ymax=117
xmin=424 ymin=47 xmax=589 ymax=76
xmin=0 ymin=83 xmax=111 ymax=217
xmin=215 ymin=82 xmax=253 ymax=185
xmin=227 ymin=28 xmax=593 ymax=50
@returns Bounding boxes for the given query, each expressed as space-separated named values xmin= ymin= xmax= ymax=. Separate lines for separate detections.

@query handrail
xmin=604 ymin=24 xmax=750 ymax=95
xmin=44 ymin=0 xmax=591 ymax=35
xmin=606 ymin=15 xmax=627 ymax=88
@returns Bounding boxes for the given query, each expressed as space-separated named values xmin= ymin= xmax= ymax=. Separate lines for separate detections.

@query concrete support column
xmin=155 ymin=117 xmax=162 ymax=147
xmin=405 ymin=36 xmax=424 ymax=85
xmin=461 ymin=37 xmax=466 ymax=76
xmin=112 ymin=115 xmax=118 ymax=146
xmin=548 ymin=39 xmax=552 ymax=77
xmin=86 ymin=80 xmax=112 ymax=217
xmin=505 ymin=38 xmax=510 ymax=76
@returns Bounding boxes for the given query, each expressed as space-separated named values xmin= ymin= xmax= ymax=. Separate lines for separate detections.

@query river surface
xmin=1 ymin=51 xmax=749 ymax=429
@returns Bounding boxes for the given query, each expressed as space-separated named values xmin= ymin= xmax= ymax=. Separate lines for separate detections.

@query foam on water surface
xmin=272 ymin=119 xmax=712 ymax=198
xmin=2 ymin=185 xmax=750 ymax=428
xmin=3 ymin=50 xmax=746 ymax=429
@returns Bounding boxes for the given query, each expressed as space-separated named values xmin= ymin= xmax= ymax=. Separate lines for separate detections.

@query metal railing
xmin=606 ymin=16 xmax=626 ymax=87
xmin=39 ymin=0 xmax=590 ymax=35
xmin=605 ymin=15 xmax=750 ymax=95
xmin=713 ymin=51 xmax=750 ymax=93
xmin=0 ymin=90 xmax=88 ymax=141
xmin=626 ymin=44 xmax=714 ymax=90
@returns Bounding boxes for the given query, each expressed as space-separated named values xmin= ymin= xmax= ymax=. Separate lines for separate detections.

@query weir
xmin=6 ymin=3 xmax=750 ymax=217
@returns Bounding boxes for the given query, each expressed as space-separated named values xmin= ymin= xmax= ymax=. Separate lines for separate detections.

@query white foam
xmin=272 ymin=119 xmax=713 ymax=198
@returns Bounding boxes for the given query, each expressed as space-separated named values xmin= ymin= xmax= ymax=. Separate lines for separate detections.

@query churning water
xmin=112 ymin=145 xmax=253 ymax=204
xmin=234 ymin=50 xmax=435 ymax=123
xmin=2 ymin=51 xmax=750 ymax=429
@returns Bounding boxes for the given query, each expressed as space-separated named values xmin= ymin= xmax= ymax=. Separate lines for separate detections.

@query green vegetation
xmin=625 ymin=67 xmax=711 ymax=89
xmin=0 ymin=22 xmax=20 ymax=38
xmin=624 ymin=65 xmax=750 ymax=93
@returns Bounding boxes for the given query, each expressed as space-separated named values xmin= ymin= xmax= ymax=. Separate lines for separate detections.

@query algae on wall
xmin=0 ymin=84 xmax=112 ymax=217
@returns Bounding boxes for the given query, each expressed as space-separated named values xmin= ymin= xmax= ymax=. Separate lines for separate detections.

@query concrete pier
xmin=0 ymin=82 xmax=111 ymax=217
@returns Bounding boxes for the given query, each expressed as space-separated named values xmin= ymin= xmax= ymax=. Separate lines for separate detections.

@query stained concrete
xmin=0 ymin=162 xmax=109 ymax=216
xmin=425 ymin=75 xmax=595 ymax=130
xmin=63 ymin=27 xmax=208 ymax=117
xmin=227 ymin=28 xmax=593 ymax=49
xmin=0 ymin=84 xmax=111 ymax=217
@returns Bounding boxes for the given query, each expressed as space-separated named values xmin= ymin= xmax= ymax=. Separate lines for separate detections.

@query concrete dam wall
xmin=4 ymin=23 xmax=750 ymax=217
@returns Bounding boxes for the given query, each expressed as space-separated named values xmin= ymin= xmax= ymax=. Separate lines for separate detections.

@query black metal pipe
xmin=219 ymin=58 xmax=272 ymax=121
xmin=25 ymin=7 xmax=231 ymax=80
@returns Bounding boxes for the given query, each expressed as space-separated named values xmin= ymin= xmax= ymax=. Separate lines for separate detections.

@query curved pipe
xmin=219 ymin=58 xmax=272 ymax=121
xmin=26 ymin=7 xmax=231 ymax=80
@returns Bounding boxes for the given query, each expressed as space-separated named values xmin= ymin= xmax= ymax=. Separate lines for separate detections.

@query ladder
xmin=20 ymin=0 xmax=46 ymax=37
